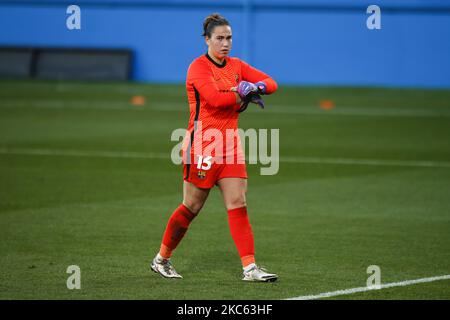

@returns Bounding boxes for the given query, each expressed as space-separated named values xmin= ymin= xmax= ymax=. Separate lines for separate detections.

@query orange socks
xmin=159 ymin=204 xmax=196 ymax=259
xmin=227 ymin=206 xmax=255 ymax=268
xmin=159 ymin=204 xmax=256 ymax=269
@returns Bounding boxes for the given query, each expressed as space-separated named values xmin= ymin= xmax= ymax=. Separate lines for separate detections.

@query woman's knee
xmin=225 ymin=194 xmax=247 ymax=211
xmin=182 ymin=200 xmax=204 ymax=215
xmin=183 ymin=182 xmax=209 ymax=215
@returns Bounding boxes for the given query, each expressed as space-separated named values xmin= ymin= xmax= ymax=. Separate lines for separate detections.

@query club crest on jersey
xmin=235 ymin=74 xmax=239 ymax=83
xmin=197 ymin=170 xmax=206 ymax=179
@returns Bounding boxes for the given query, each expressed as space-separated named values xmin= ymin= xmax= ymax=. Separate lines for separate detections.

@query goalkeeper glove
xmin=255 ymin=81 xmax=267 ymax=94
xmin=236 ymin=81 xmax=258 ymax=99
xmin=237 ymin=93 xmax=265 ymax=113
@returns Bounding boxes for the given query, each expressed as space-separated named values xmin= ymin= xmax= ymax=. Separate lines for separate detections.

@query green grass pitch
xmin=0 ymin=80 xmax=449 ymax=299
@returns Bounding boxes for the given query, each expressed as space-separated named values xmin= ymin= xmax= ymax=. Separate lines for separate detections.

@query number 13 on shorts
xmin=197 ymin=155 xmax=212 ymax=170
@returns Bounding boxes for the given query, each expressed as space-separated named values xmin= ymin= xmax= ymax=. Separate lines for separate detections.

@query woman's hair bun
xmin=202 ymin=13 xmax=230 ymax=38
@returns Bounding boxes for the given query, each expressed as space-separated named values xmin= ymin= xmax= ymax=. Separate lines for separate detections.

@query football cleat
xmin=242 ymin=265 xmax=278 ymax=282
xmin=151 ymin=256 xmax=183 ymax=279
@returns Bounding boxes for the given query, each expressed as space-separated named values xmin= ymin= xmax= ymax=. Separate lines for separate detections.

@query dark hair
xmin=202 ymin=13 xmax=230 ymax=38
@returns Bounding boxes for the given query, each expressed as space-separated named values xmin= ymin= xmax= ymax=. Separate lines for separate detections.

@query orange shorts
xmin=183 ymin=156 xmax=247 ymax=189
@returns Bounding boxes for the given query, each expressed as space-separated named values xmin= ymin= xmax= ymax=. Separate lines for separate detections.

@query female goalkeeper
xmin=151 ymin=13 xmax=278 ymax=282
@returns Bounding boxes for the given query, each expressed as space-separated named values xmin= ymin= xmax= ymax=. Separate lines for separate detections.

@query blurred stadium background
xmin=0 ymin=0 xmax=449 ymax=299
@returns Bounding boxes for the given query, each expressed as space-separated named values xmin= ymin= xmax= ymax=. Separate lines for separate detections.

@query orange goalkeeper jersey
xmin=182 ymin=53 xmax=277 ymax=164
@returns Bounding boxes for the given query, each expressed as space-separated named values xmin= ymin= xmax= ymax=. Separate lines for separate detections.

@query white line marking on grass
xmin=0 ymin=148 xmax=169 ymax=160
xmin=1 ymin=147 xmax=450 ymax=169
xmin=280 ymin=156 xmax=450 ymax=168
xmin=2 ymin=99 xmax=450 ymax=118
xmin=268 ymin=105 xmax=450 ymax=118
xmin=286 ymin=274 xmax=450 ymax=300
xmin=145 ymin=103 xmax=450 ymax=118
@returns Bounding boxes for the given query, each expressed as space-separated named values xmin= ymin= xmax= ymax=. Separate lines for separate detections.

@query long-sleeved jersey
xmin=182 ymin=53 xmax=277 ymax=164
